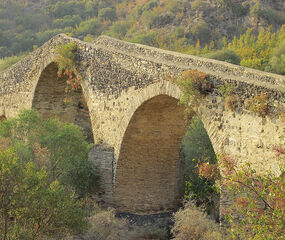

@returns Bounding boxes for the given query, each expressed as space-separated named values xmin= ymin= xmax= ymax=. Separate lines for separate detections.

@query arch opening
xmin=32 ymin=62 xmax=93 ymax=143
xmin=0 ymin=115 xmax=6 ymax=121
xmin=114 ymin=94 xmax=187 ymax=214
xmin=182 ymin=116 xmax=219 ymax=221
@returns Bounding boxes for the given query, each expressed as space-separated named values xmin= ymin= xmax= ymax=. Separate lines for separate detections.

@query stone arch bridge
xmin=0 ymin=34 xmax=284 ymax=215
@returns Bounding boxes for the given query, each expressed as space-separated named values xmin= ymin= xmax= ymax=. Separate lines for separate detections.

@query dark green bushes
xmin=0 ymin=110 xmax=98 ymax=196
xmin=204 ymin=49 xmax=241 ymax=65
xmin=0 ymin=149 xmax=87 ymax=239
xmin=0 ymin=110 xmax=99 ymax=238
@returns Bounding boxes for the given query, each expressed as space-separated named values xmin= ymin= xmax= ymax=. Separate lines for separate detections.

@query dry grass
xmin=171 ymin=201 xmax=229 ymax=240
xmin=85 ymin=207 xmax=169 ymax=240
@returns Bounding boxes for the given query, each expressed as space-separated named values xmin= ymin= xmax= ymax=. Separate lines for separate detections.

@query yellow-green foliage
xmin=270 ymin=39 xmax=285 ymax=75
xmin=228 ymin=26 xmax=285 ymax=72
xmin=218 ymin=83 xmax=238 ymax=111
xmin=176 ymin=70 xmax=210 ymax=121
xmin=55 ymin=42 xmax=81 ymax=96
xmin=176 ymin=69 xmax=209 ymax=107
xmin=0 ymin=53 xmax=28 ymax=72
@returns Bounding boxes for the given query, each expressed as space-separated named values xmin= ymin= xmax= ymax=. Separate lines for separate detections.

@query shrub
xmin=108 ymin=21 xmax=130 ymax=39
xmin=0 ymin=110 xmax=98 ymax=196
xmin=165 ymin=0 xmax=181 ymax=13
xmin=204 ymin=49 xmax=241 ymax=65
xmin=176 ymin=69 xmax=210 ymax=118
xmin=219 ymin=155 xmax=285 ymax=240
xmin=86 ymin=208 xmax=129 ymax=240
xmin=53 ymin=14 xmax=82 ymax=29
xmin=197 ymin=140 xmax=285 ymax=240
xmin=228 ymin=26 xmax=285 ymax=72
xmin=218 ymin=83 xmax=239 ymax=112
xmin=83 ymin=34 xmax=95 ymax=42
xmin=248 ymin=92 xmax=269 ymax=117
xmin=171 ymin=201 xmax=226 ymax=240
xmin=270 ymin=40 xmax=285 ymax=75
xmin=76 ymin=18 xmax=103 ymax=36
xmin=0 ymin=149 xmax=86 ymax=239
xmin=36 ymin=29 xmax=63 ymax=46
xmin=250 ymin=3 xmax=285 ymax=25
xmin=142 ymin=0 xmax=158 ymax=12
xmin=130 ymin=31 xmax=161 ymax=47
xmin=225 ymin=95 xmax=238 ymax=111
xmin=98 ymin=7 xmax=116 ymax=22
xmin=183 ymin=117 xmax=219 ymax=219
xmin=86 ymin=207 xmax=169 ymax=239
xmin=191 ymin=22 xmax=212 ymax=44
xmin=0 ymin=53 xmax=27 ymax=72
xmin=150 ymin=12 xmax=175 ymax=28
xmin=218 ymin=83 xmax=234 ymax=98
xmin=191 ymin=0 xmax=208 ymax=11
xmin=55 ymin=42 xmax=81 ymax=97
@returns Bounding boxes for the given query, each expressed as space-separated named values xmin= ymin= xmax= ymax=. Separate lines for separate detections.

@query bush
xmin=98 ymin=8 xmax=116 ymax=22
xmin=55 ymin=42 xmax=82 ymax=95
xmin=247 ymin=92 xmax=269 ymax=117
xmin=150 ymin=12 xmax=175 ymax=28
xmin=171 ymin=201 xmax=226 ymax=240
xmin=204 ymin=48 xmax=241 ymax=65
xmin=108 ymin=21 xmax=130 ymax=39
xmin=197 ymin=137 xmax=285 ymax=240
xmin=86 ymin=208 xmax=129 ymax=240
xmin=218 ymin=154 xmax=285 ymax=240
xmin=0 ymin=53 xmax=27 ymax=72
xmin=53 ymin=14 xmax=82 ymax=29
xmin=191 ymin=22 xmax=212 ymax=44
xmin=225 ymin=95 xmax=238 ymax=111
xmin=36 ymin=29 xmax=63 ymax=46
xmin=270 ymin=40 xmax=285 ymax=75
xmin=0 ymin=149 xmax=86 ymax=239
xmin=176 ymin=69 xmax=210 ymax=117
xmin=191 ymin=0 xmax=208 ymax=11
xmin=142 ymin=0 xmax=158 ymax=12
xmin=183 ymin=117 xmax=216 ymax=178
xmin=76 ymin=18 xmax=103 ymax=36
xmin=183 ymin=117 xmax=219 ymax=219
xmin=0 ymin=110 xmax=98 ymax=196
xmin=130 ymin=31 xmax=161 ymax=47
xmin=250 ymin=3 xmax=285 ymax=25
xmin=86 ymin=206 xmax=169 ymax=240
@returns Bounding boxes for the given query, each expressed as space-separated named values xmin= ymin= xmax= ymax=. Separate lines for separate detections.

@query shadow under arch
xmin=114 ymin=94 xmax=188 ymax=214
xmin=0 ymin=115 xmax=6 ymax=121
xmin=32 ymin=62 xmax=93 ymax=143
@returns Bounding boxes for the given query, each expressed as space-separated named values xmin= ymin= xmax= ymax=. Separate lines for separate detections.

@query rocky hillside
xmin=0 ymin=0 xmax=285 ymax=59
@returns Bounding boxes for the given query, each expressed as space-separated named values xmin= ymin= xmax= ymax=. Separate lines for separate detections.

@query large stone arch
xmin=113 ymin=94 xmax=186 ymax=214
xmin=112 ymin=84 xmax=219 ymax=214
xmin=31 ymin=61 xmax=94 ymax=142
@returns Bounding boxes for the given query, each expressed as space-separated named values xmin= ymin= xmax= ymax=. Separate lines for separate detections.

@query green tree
xmin=98 ymin=7 xmax=116 ymax=22
xmin=0 ymin=110 xmax=99 ymax=196
xmin=191 ymin=22 xmax=212 ymax=45
xmin=0 ymin=149 xmax=86 ymax=240
xmin=204 ymin=48 xmax=241 ymax=65
xmin=76 ymin=18 xmax=103 ymax=36
xmin=183 ymin=117 xmax=219 ymax=218
xmin=270 ymin=40 xmax=285 ymax=74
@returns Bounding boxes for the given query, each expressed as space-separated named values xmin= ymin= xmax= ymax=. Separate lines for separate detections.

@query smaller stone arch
xmin=32 ymin=62 xmax=93 ymax=142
